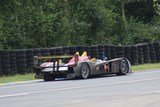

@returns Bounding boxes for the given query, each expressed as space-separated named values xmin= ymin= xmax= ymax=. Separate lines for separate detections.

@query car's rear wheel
xmin=116 ymin=59 xmax=129 ymax=75
xmin=43 ymin=73 xmax=55 ymax=81
xmin=80 ymin=62 xmax=90 ymax=79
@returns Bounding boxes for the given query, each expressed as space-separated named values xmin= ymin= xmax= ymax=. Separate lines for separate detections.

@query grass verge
xmin=132 ymin=63 xmax=160 ymax=71
xmin=0 ymin=63 xmax=160 ymax=84
xmin=0 ymin=73 xmax=35 ymax=84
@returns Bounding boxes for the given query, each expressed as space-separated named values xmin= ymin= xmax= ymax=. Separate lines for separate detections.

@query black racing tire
xmin=80 ymin=62 xmax=90 ymax=79
xmin=43 ymin=73 xmax=55 ymax=81
xmin=116 ymin=59 xmax=129 ymax=75
xmin=35 ymin=74 xmax=42 ymax=79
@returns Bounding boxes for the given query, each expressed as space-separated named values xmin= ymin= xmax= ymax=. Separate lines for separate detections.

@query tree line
xmin=0 ymin=0 xmax=160 ymax=49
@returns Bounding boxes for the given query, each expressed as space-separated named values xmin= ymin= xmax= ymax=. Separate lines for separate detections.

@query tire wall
xmin=26 ymin=49 xmax=34 ymax=72
xmin=9 ymin=50 xmax=17 ymax=75
xmin=0 ymin=51 xmax=3 ymax=75
xmin=130 ymin=45 xmax=139 ymax=65
xmin=1 ymin=50 xmax=11 ymax=75
xmin=15 ymin=50 xmax=27 ymax=74
xmin=153 ymin=42 xmax=160 ymax=62
xmin=90 ymin=45 xmax=99 ymax=59
xmin=104 ymin=45 xmax=111 ymax=60
xmin=0 ymin=41 xmax=159 ymax=75
xmin=83 ymin=46 xmax=91 ymax=56
xmin=142 ymin=43 xmax=151 ymax=63
xmin=110 ymin=45 xmax=117 ymax=59
xmin=98 ymin=44 xmax=105 ymax=60
xmin=137 ymin=44 xmax=144 ymax=64
xmin=124 ymin=46 xmax=131 ymax=62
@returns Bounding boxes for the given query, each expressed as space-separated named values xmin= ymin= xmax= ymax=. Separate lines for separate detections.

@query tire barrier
xmin=15 ymin=50 xmax=27 ymax=74
xmin=83 ymin=46 xmax=91 ymax=56
xmin=9 ymin=50 xmax=17 ymax=75
xmin=98 ymin=44 xmax=105 ymax=60
xmin=55 ymin=47 xmax=63 ymax=55
xmin=104 ymin=45 xmax=111 ymax=60
xmin=0 ymin=52 xmax=2 ymax=75
xmin=153 ymin=41 xmax=160 ymax=62
xmin=0 ymin=42 xmax=160 ymax=75
xmin=33 ymin=48 xmax=41 ymax=56
xmin=49 ymin=48 xmax=55 ymax=55
xmin=1 ymin=50 xmax=11 ymax=75
xmin=40 ymin=48 xmax=50 ymax=56
xmin=110 ymin=45 xmax=117 ymax=59
xmin=130 ymin=46 xmax=139 ymax=65
xmin=26 ymin=49 xmax=34 ymax=72
xmin=137 ymin=44 xmax=144 ymax=64
xmin=90 ymin=45 xmax=99 ymax=58
xmin=116 ymin=46 xmax=124 ymax=58
xmin=68 ymin=46 xmax=77 ymax=55
xmin=148 ymin=43 xmax=157 ymax=63
xmin=124 ymin=46 xmax=131 ymax=62
xmin=142 ymin=43 xmax=151 ymax=63
xmin=76 ymin=45 xmax=84 ymax=55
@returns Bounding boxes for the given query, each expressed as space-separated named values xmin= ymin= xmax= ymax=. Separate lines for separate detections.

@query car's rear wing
xmin=36 ymin=55 xmax=74 ymax=60
xmin=33 ymin=54 xmax=80 ymax=71
xmin=34 ymin=55 xmax=73 ymax=66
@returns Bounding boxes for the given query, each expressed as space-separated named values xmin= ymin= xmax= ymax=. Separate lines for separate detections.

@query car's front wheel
xmin=116 ymin=59 xmax=129 ymax=75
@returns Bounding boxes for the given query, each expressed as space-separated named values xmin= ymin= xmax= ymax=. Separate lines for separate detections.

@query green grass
xmin=132 ymin=63 xmax=160 ymax=71
xmin=0 ymin=73 xmax=35 ymax=84
xmin=0 ymin=63 xmax=160 ymax=84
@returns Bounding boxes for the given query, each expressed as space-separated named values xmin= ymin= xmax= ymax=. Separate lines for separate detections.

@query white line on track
xmin=0 ymin=93 xmax=28 ymax=98
xmin=0 ymin=77 xmax=160 ymax=98
xmin=54 ymin=100 xmax=83 ymax=105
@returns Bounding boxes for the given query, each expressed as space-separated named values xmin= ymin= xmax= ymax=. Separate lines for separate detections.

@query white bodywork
xmin=40 ymin=62 xmax=68 ymax=72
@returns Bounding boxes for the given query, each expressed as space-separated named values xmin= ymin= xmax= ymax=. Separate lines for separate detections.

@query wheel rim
xmin=81 ymin=63 xmax=90 ymax=79
xmin=120 ymin=60 xmax=128 ymax=74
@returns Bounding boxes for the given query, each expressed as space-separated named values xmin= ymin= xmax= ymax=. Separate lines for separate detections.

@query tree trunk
xmin=145 ymin=0 xmax=154 ymax=22
xmin=121 ymin=0 xmax=126 ymax=22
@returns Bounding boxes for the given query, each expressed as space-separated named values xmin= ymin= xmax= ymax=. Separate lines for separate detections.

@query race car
xmin=34 ymin=52 xmax=132 ymax=81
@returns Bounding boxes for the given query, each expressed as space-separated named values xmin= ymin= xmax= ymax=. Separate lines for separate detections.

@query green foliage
xmin=0 ymin=0 xmax=160 ymax=49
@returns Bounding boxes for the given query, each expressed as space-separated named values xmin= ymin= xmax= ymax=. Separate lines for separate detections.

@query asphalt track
xmin=0 ymin=70 xmax=160 ymax=107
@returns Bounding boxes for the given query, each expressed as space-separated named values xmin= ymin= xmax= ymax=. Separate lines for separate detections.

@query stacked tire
xmin=1 ymin=50 xmax=11 ymax=75
xmin=142 ymin=43 xmax=151 ymax=63
xmin=76 ymin=45 xmax=84 ymax=55
xmin=153 ymin=41 xmax=160 ymax=62
xmin=68 ymin=46 xmax=77 ymax=55
xmin=49 ymin=48 xmax=55 ymax=55
xmin=110 ymin=45 xmax=117 ymax=59
xmin=63 ymin=46 xmax=70 ymax=55
xmin=16 ymin=50 xmax=27 ymax=74
xmin=116 ymin=46 xmax=124 ymax=58
xmin=55 ymin=47 xmax=63 ymax=55
xmin=148 ymin=43 xmax=157 ymax=63
xmin=40 ymin=48 xmax=50 ymax=56
xmin=90 ymin=45 xmax=99 ymax=58
xmin=0 ymin=52 xmax=2 ymax=75
xmin=98 ymin=44 xmax=105 ymax=60
xmin=9 ymin=50 xmax=17 ymax=75
xmin=137 ymin=44 xmax=144 ymax=64
xmin=124 ymin=46 xmax=131 ymax=62
xmin=83 ymin=46 xmax=91 ymax=56
xmin=26 ymin=49 xmax=34 ymax=72
xmin=130 ymin=46 xmax=139 ymax=65
xmin=104 ymin=45 xmax=111 ymax=60
xmin=34 ymin=48 xmax=41 ymax=56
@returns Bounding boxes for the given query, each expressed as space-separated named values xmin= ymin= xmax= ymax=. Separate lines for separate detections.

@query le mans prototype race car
xmin=34 ymin=52 xmax=131 ymax=81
